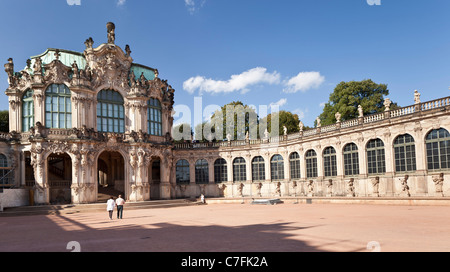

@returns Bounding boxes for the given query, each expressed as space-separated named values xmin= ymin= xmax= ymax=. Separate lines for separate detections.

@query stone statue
xmin=125 ymin=44 xmax=132 ymax=56
xmin=307 ymin=180 xmax=314 ymax=197
xmin=264 ymin=128 xmax=269 ymax=140
xmin=283 ymin=126 xmax=287 ymax=136
xmin=72 ymin=61 xmax=79 ymax=79
xmin=326 ymin=179 xmax=333 ymax=197
xmin=33 ymin=58 xmax=42 ymax=74
xmin=347 ymin=178 xmax=355 ymax=197
xmin=275 ymin=182 xmax=282 ymax=197
xmin=414 ymin=90 xmax=421 ymax=104
xmin=255 ymin=182 xmax=262 ymax=197
xmin=384 ymin=98 xmax=391 ymax=112
xmin=227 ymin=133 xmax=232 ymax=142
xmin=299 ymin=121 xmax=304 ymax=132
xmin=335 ymin=112 xmax=341 ymax=123
xmin=399 ymin=175 xmax=411 ymax=197
xmin=4 ymin=58 xmax=15 ymax=87
xmin=358 ymin=105 xmax=364 ymax=118
xmin=237 ymin=183 xmax=244 ymax=197
xmin=84 ymin=37 xmax=94 ymax=49
xmin=107 ymin=22 xmax=116 ymax=44
xmin=316 ymin=117 xmax=321 ymax=128
xmin=371 ymin=176 xmax=380 ymax=197
xmin=432 ymin=173 xmax=444 ymax=197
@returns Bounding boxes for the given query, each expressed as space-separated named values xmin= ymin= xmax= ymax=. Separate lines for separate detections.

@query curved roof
xmin=24 ymin=47 xmax=156 ymax=81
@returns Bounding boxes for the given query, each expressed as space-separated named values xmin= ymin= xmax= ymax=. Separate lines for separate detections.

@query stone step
xmin=0 ymin=199 xmax=200 ymax=217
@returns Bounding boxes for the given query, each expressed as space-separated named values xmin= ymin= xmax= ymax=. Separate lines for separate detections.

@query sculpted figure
xmin=107 ymin=22 xmax=116 ymax=44
xmin=432 ymin=173 xmax=444 ymax=197
xmin=399 ymin=175 xmax=411 ymax=197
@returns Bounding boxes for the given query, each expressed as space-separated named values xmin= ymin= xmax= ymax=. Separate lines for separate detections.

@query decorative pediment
xmin=43 ymin=58 xmax=72 ymax=84
xmin=84 ymin=43 xmax=132 ymax=89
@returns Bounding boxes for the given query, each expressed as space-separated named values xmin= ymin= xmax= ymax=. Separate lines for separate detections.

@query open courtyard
xmin=0 ymin=202 xmax=449 ymax=252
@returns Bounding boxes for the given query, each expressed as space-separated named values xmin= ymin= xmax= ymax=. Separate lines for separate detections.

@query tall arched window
xmin=271 ymin=154 xmax=284 ymax=181
xmin=252 ymin=156 xmax=265 ymax=181
xmin=22 ymin=89 xmax=34 ymax=132
xmin=367 ymin=139 xmax=386 ymax=175
xmin=323 ymin=147 xmax=337 ymax=177
xmin=305 ymin=150 xmax=318 ymax=178
xmin=233 ymin=157 xmax=246 ymax=182
xmin=343 ymin=143 xmax=359 ymax=176
xmin=289 ymin=152 xmax=301 ymax=180
xmin=0 ymin=154 xmax=11 ymax=186
xmin=394 ymin=134 xmax=416 ymax=173
xmin=97 ymin=90 xmax=125 ymax=133
xmin=195 ymin=159 xmax=209 ymax=184
xmin=426 ymin=128 xmax=450 ymax=171
xmin=176 ymin=159 xmax=190 ymax=184
xmin=45 ymin=84 xmax=71 ymax=129
xmin=214 ymin=158 xmax=227 ymax=183
xmin=148 ymin=98 xmax=162 ymax=136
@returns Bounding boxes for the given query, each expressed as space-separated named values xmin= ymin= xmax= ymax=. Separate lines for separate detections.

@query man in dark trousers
xmin=115 ymin=195 xmax=125 ymax=219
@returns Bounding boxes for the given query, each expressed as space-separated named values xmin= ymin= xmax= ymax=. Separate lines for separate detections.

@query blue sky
xmin=1 ymin=0 xmax=450 ymax=128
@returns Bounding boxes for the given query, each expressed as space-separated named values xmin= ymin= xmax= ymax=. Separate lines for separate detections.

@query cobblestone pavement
xmin=0 ymin=203 xmax=449 ymax=252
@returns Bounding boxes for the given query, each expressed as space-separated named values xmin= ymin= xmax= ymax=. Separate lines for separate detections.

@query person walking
xmin=106 ymin=197 xmax=115 ymax=220
xmin=116 ymin=195 xmax=125 ymax=219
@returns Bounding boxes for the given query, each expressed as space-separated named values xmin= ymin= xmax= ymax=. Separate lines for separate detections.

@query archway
xmin=97 ymin=151 xmax=125 ymax=202
xmin=47 ymin=153 xmax=72 ymax=205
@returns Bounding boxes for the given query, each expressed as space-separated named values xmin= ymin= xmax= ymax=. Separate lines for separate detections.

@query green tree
xmin=172 ymin=123 xmax=193 ymax=143
xmin=317 ymin=79 xmax=399 ymax=126
xmin=211 ymin=101 xmax=259 ymax=141
xmin=261 ymin=110 xmax=300 ymax=135
xmin=0 ymin=111 xmax=9 ymax=133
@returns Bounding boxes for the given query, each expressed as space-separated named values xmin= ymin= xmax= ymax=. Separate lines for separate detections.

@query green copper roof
xmin=24 ymin=47 xmax=156 ymax=81
xmin=130 ymin=64 xmax=156 ymax=81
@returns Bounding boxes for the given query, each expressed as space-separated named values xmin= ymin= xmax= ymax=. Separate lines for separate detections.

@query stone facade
xmin=1 ymin=23 xmax=450 ymax=207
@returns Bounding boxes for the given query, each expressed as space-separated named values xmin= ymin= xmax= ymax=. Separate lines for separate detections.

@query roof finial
xmin=107 ymin=22 xmax=116 ymax=44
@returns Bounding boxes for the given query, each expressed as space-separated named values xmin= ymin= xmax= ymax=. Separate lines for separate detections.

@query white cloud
xmin=292 ymin=108 xmax=307 ymax=120
xmin=117 ymin=0 xmax=126 ymax=6
xmin=283 ymin=71 xmax=325 ymax=93
xmin=183 ymin=67 xmax=281 ymax=95
xmin=319 ymin=102 xmax=326 ymax=108
xmin=185 ymin=0 xmax=206 ymax=14
xmin=269 ymin=98 xmax=287 ymax=109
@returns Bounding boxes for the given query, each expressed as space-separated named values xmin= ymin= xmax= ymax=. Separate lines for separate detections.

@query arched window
xmin=233 ymin=157 xmax=246 ymax=182
xmin=214 ymin=158 xmax=227 ymax=183
xmin=176 ymin=160 xmax=190 ymax=184
xmin=45 ymin=84 xmax=71 ymax=129
xmin=252 ymin=156 xmax=265 ymax=181
xmin=195 ymin=159 xmax=209 ymax=184
xmin=97 ymin=90 xmax=125 ymax=133
xmin=343 ymin=143 xmax=359 ymax=176
xmin=148 ymin=98 xmax=162 ymax=136
xmin=426 ymin=128 xmax=450 ymax=171
xmin=271 ymin=154 xmax=284 ymax=181
xmin=289 ymin=152 xmax=301 ymax=180
xmin=22 ymin=89 xmax=34 ymax=132
xmin=305 ymin=150 xmax=318 ymax=178
xmin=394 ymin=134 xmax=417 ymax=173
xmin=367 ymin=139 xmax=386 ymax=175
xmin=323 ymin=147 xmax=337 ymax=177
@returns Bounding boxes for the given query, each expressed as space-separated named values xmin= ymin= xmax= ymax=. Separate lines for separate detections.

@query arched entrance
xmin=149 ymin=157 xmax=161 ymax=200
xmin=47 ymin=153 xmax=72 ymax=205
xmin=97 ymin=151 xmax=125 ymax=202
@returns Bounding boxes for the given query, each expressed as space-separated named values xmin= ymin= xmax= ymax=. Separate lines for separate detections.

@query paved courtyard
xmin=0 ymin=203 xmax=449 ymax=252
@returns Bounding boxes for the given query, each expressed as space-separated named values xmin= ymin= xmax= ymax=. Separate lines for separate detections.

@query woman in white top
xmin=106 ymin=197 xmax=115 ymax=220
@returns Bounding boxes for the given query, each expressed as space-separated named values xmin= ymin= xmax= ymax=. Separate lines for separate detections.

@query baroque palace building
xmin=1 ymin=23 xmax=450 ymax=208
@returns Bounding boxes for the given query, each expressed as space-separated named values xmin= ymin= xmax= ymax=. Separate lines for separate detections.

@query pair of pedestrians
xmin=106 ymin=195 xmax=126 ymax=220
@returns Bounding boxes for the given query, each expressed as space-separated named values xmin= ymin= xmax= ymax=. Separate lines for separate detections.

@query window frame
xmin=96 ymin=89 xmax=125 ymax=134
xmin=45 ymin=84 xmax=72 ymax=129
xmin=367 ymin=138 xmax=386 ymax=175
xmin=343 ymin=143 xmax=360 ymax=176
